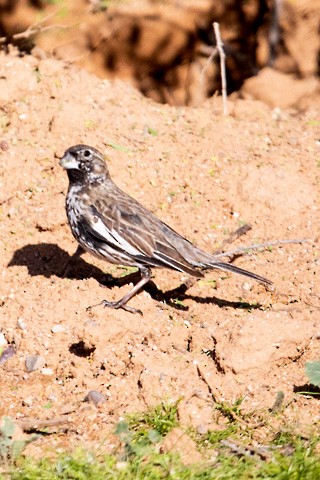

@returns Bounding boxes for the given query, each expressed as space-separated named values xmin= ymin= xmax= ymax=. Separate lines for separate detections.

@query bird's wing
xmin=84 ymin=199 xmax=202 ymax=277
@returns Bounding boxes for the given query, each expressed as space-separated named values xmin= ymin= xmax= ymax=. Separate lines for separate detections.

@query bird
xmin=59 ymin=144 xmax=272 ymax=314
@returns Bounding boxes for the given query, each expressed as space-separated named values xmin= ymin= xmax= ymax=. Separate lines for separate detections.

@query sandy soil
xmin=0 ymin=49 xmax=320 ymax=456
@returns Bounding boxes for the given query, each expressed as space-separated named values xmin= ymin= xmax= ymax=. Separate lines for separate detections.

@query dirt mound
xmin=0 ymin=48 xmax=319 ymax=453
xmin=1 ymin=0 xmax=319 ymax=107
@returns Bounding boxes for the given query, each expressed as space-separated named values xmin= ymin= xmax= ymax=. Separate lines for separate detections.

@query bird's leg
xmin=87 ymin=267 xmax=152 ymax=315
xmin=61 ymin=245 xmax=85 ymax=278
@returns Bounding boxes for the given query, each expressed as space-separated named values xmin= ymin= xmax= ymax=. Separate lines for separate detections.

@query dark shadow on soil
xmin=8 ymin=243 xmax=264 ymax=312
xmin=7 ymin=243 xmax=111 ymax=284
xmin=69 ymin=340 xmax=96 ymax=358
xmin=293 ymin=384 xmax=320 ymax=398
xmin=150 ymin=282 xmax=264 ymax=311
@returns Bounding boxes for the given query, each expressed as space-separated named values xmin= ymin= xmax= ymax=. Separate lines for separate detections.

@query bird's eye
xmin=83 ymin=149 xmax=91 ymax=158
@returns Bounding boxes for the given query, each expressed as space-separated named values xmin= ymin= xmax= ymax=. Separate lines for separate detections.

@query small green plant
xmin=127 ymin=400 xmax=179 ymax=438
xmin=107 ymin=141 xmax=131 ymax=152
xmin=0 ymin=417 xmax=36 ymax=465
xmin=172 ymin=298 xmax=187 ymax=308
xmin=146 ymin=126 xmax=158 ymax=136
xmin=114 ymin=400 xmax=180 ymax=460
xmin=305 ymin=361 xmax=320 ymax=388
xmin=84 ymin=119 xmax=97 ymax=130
xmin=201 ymin=424 xmax=238 ymax=447
xmin=215 ymin=397 xmax=248 ymax=422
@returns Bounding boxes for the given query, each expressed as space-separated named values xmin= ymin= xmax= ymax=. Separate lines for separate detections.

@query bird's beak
xmin=59 ymin=152 xmax=80 ymax=170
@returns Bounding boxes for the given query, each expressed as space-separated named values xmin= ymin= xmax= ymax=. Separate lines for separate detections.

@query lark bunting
xmin=60 ymin=145 xmax=272 ymax=314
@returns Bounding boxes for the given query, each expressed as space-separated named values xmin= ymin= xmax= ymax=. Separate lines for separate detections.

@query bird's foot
xmin=87 ymin=299 xmax=143 ymax=315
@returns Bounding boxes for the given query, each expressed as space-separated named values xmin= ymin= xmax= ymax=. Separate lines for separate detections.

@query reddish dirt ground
xmin=0 ymin=45 xmax=320 ymax=455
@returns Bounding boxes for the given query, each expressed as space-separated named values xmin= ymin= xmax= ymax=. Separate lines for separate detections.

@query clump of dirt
xmin=0 ymin=48 xmax=319 ymax=454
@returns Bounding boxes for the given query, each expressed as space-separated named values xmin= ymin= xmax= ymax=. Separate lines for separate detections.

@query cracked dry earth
xmin=0 ymin=50 xmax=320 ymax=456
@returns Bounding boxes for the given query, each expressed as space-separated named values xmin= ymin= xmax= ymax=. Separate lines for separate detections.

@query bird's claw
xmin=87 ymin=300 xmax=143 ymax=315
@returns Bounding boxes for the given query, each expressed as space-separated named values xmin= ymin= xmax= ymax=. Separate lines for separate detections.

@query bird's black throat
xmin=67 ymin=168 xmax=86 ymax=185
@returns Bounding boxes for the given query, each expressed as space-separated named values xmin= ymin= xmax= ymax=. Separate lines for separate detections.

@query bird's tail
xmin=205 ymin=261 xmax=272 ymax=286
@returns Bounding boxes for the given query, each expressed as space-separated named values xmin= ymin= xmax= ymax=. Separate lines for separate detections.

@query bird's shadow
xmin=8 ymin=243 xmax=264 ymax=312
xmin=8 ymin=243 xmax=108 ymax=284
xmin=293 ymin=384 xmax=320 ymax=398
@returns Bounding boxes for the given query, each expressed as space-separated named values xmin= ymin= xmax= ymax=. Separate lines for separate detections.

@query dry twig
xmin=0 ymin=13 xmax=67 ymax=44
xmin=221 ymin=438 xmax=270 ymax=461
xmin=213 ymin=224 xmax=252 ymax=254
xmin=199 ymin=45 xmax=218 ymax=87
xmin=214 ymin=238 xmax=311 ymax=260
xmin=213 ymin=22 xmax=228 ymax=115
xmin=17 ymin=416 xmax=71 ymax=432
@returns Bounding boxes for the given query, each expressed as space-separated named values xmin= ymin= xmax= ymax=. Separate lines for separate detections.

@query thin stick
xmin=213 ymin=22 xmax=228 ymax=115
xmin=221 ymin=438 xmax=270 ymax=461
xmin=214 ymin=238 xmax=311 ymax=259
xmin=0 ymin=12 xmax=68 ymax=44
xmin=199 ymin=45 xmax=218 ymax=86
xmin=17 ymin=416 xmax=71 ymax=432
xmin=214 ymin=224 xmax=252 ymax=254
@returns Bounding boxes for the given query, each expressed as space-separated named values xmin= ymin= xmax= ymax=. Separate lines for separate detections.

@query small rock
xmin=0 ymin=140 xmax=9 ymax=151
xmin=0 ymin=332 xmax=7 ymax=347
xmin=47 ymin=394 xmax=57 ymax=403
xmin=41 ymin=367 xmax=54 ymax=376
xmin=196 ymin=424 xmax=209 ymax=435
xmin=0 ymin=345 xmax=16 ymax=365
xmin=84 ymin=390 xmax=107 ymax=405
xmin=25 ymin=355 xmax=45 ymax=372
xmin=51 ymin=325 xmax=65 ymax=334
xmin=17 ymin=318 xmax=27 ymax=330
xmin=22 ymin=396 xmax=33 ymax=407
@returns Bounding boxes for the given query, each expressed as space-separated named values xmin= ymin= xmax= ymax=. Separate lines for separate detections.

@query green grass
xmin=1 ymin=401 xmax=319 ymax=480
xmin=3 ymin=451 xmax=212 ymax=479
xmin=4 ymin=439 xmax=320 ymax=480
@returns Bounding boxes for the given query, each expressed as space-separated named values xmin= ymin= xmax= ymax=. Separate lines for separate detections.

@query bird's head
xmin=59 ymin=145 xmax=110 ymax=184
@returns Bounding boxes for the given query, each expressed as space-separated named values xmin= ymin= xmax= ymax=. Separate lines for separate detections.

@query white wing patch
xmin=92 ymin=217 xmax=141 ymax=256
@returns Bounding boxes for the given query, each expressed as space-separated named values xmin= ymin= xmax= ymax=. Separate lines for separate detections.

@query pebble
xmin=17 ymin=318 xmax=27 ymax=330
xmin=0 ymin=345 xmax=16 ymax=365
xmin=0 ymin=333 xmax=7 ymax=347
xmin=22 ymin=396 xmax=33 ymax=407
xmin=47 ymin=394 xmax=57 ymax=403
xmin=196 ymin=424 xmax=209 ymax=435
xmin=0 ymin=140 xmax=9 ymax=151
xmin=41 ymin=367 xmax=54 ymax=376
xmin=84 ymin=390 xmax=107 ymax=405
xmin=51 ymin=325 xmax=65 ymax=334
xmin=116 ymin=462 xmax=128 ymax=470
xmin=25 ymin=355 xmax=45 ymax=372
